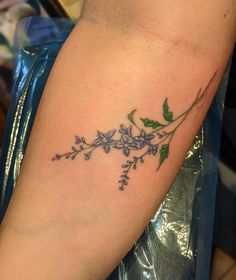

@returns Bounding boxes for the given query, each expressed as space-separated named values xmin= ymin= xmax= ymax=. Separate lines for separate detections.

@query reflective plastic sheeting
xmin=0 ymin=17 xmax=74 ymax=219
xmin=0 ymin=17 xmax=230 ymax=280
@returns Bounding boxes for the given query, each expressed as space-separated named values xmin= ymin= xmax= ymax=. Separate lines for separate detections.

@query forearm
xmin=82 ymin=0 xmax=235 ymax=56
xmin=0 ymin=1 xmax=235 ymax=279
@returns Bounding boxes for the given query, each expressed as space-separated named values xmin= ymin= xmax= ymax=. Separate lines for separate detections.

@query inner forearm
xmin=0 ymin=1 xmax=235 ymax=280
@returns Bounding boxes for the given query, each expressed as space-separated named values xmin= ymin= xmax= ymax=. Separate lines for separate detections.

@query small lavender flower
xmin=119 ymin=124 xmax=133 ymax=137
xmin=134 ymin=129 xmax=155 ymax=148
xmin=84 ymin=152 xmax=92 ymax=160
xmin=148 ymin=145 xmax=158 ymax=155
xmin=75 ymin=136 xmax=81 ymax=144
xmin=52 ymin=154 xmax=60 ymax=161
xmin=115 ymin=135 xmax=134 ymax=156
xmin=92 ymin=130 xmax=116 ymax=153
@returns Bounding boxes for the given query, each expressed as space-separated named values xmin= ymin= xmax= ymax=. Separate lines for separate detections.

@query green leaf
xmin=163 ymin=98 xmax=173 ymax=122
xmin=140 ymin=117 xmax=163 ymax=129
xmin=127 ymin=109 xmax=137 ymax=125
xmin=159 ymin=144 xmax=169 ymax=165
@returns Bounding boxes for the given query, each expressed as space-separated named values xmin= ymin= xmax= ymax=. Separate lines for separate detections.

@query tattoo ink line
xmin=52 ymin=72 xmax=217 ymax=191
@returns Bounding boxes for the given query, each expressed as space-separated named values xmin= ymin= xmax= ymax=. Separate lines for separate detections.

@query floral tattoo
xmin=52 ymin=72 xmax=217 ymax=191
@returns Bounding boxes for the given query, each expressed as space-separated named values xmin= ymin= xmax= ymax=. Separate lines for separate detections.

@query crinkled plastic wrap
xmin=0 ymin=17 xmax=230 ymax=280
xmin=0 ymin=17 xmax=74 ymax=219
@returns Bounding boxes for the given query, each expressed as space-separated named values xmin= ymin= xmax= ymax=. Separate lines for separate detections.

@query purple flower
xmin=75 ymin=136 xmax=81 ymax=144
xmin=84 ymin=152 xmax=92 ymax=160
xmin=119 ymin=124 xmax=133 ymax=137
xmin=134 ymin=129 xmax=155 ymax=148
xmin=148 ymin=145 xmax=158 ymax=155
xmin=75 ymin=136 xmax=86 ymax=145
xmin=115 ymin=135 xmax=135 ymax=156
xmin=92 ymin=130 xmax=116 ymax=153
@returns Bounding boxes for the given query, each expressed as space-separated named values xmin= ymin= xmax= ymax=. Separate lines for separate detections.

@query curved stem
xmin=150 ymin=71 xmax=217 ymax=136
xmin=132 ymin=120 xmax=142 ymax=132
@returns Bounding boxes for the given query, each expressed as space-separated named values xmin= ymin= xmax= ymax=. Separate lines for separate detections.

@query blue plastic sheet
xmin=0 ymin=17 xmax=74 ymax=219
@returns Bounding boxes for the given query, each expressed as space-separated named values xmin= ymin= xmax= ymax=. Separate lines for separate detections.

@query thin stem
xmin=132 ymin=121 xmax=142 ymax=132
xmin=156 ymin=132 xmax=173 ymax=146
xmin=150 ymin=71 xmax=217 ymax=135
xmin=55 ymin=146 xmax=95 ymax=160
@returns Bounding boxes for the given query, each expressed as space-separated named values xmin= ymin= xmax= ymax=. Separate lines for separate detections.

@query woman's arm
xmin=0 ymin=1 xmax=235 ymax=279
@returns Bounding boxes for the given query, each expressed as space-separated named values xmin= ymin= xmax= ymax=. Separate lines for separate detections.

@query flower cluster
xmin=52 ymin=123 xmax=164 ymax=190
xmin=90 ymin=125 xmax=156 ymax=157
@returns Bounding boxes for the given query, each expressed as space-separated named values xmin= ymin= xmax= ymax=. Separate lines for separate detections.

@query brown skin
xmin=0 ymin=1 xmax=235 ymax=279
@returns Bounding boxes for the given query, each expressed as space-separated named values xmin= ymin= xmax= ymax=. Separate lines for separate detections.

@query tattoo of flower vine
xmin=52 ymin=72 xmax=217 ymax=191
